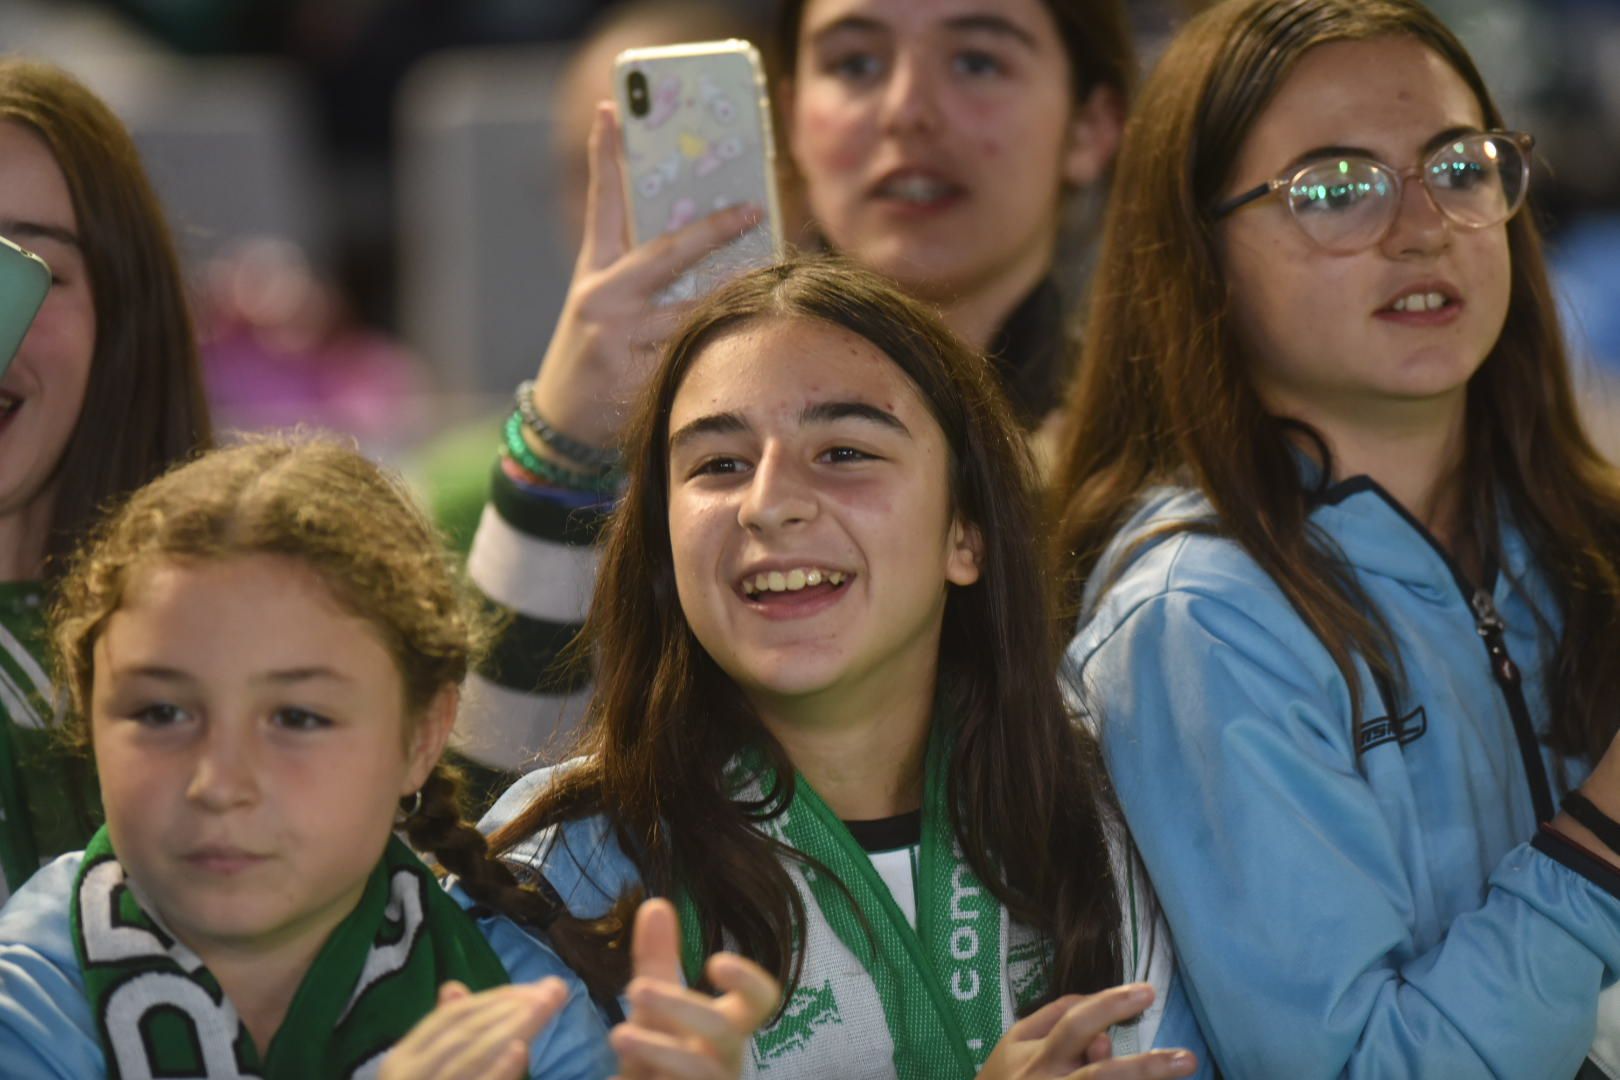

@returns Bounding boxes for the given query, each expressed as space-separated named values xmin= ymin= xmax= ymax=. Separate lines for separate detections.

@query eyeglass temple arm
xmin=1212 ymin=180 xmax=1275 ymax=220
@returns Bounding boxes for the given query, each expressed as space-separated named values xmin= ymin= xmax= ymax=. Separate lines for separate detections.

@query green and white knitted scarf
xmin=678 ymin=728 xmax=1054 ymax=1080
xmin=71 ymin=827 xmax=509 ymax=1079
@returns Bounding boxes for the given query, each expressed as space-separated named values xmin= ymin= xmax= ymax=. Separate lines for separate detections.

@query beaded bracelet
xmin=503 ymin=411 xmax=621 ymax=495
xmin=514 ymin=379 xmax=621 ymax=469
xmin=1561 ymin=790 xmax=1620 ymax=854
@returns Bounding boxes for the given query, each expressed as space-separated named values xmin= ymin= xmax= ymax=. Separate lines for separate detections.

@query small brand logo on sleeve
xmin=1358 ymin=706 xmax=1428 ymax=753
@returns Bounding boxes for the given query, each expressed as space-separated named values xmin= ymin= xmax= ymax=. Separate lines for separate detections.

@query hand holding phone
xmin=0 ymin=235 xmax=50 ymax=381
xmin=614 ymin=40 xmax=783 ymax=305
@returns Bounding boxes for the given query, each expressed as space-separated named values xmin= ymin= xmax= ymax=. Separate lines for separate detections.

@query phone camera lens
xmin=627 ymin=70 xmax=650 ymax=118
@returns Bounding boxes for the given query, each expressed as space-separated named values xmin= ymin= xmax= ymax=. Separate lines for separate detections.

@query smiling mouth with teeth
xmin=741 ymin=567 xmax=848 ymax=599
xmin=1389 ymin=291 xmax=1452 ymax=313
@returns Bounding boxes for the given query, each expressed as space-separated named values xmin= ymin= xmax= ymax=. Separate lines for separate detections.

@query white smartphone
xmin=613 ymin=40 xmax=784 ymax=305
xmin=0 ymin=235 xmax=50 ymax=381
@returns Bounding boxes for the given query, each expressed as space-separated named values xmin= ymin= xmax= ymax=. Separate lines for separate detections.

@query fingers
xmin=705 ymin=952 xmax=781 ymax=1033
xmin=631 ymin=897 xmax=688 ymax=988
xmin=613 ymin=203 xmax=763 ymax=295
xmin=625 ymin=977 xmax=744 ymax=1054
xmin=1007 ymin=994 xmax=1090 ymax=1042
xmin=1072 ymin=1048 xmax=1198 ymax=1080
xmin=387 ymin=979 xmax=567 ymax=1078
xmin=582 ymin=102 xmax=630 ymax=271
xmin=437 ymin=979 xmax=472 ymax=1005
xmin=611 ymin=1023 xmax=734 ymax=1080
xmin=1037 ymin=985 xmax=1156 ymax=1070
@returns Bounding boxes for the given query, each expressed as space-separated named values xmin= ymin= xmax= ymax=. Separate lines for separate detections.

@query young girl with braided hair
xmin=0 ymin=436 xmax=775 ymax=1079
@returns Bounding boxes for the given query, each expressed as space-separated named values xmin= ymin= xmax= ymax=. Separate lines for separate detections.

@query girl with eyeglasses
xmin=1053 ymin=0 xmax=1620 ymax=1074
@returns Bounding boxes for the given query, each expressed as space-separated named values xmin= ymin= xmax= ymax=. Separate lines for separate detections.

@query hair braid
xmin=403 ymin=763 xmax=626 ymax=989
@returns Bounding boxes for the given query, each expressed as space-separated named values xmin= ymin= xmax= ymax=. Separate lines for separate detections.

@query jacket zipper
xmin=1468 ymin=586 xmax=1555 ymax=823
xmin=1317 ymin=478 xmax=1557 ymax=824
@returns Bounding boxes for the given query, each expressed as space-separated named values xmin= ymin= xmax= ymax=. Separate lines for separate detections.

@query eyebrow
xmin=112 ymin=665 xmax=351 ymax=685
xmin=808 ymin=11 xmax=1037 ymax=51
xmin=0 ymin=219 xmax=81 ymax=249
xmin=669 ymin=411 xmax=749 ymax=454
xmin=668 ymin=399 xmax=912 ymax=452
xmin=1284 ymin=125 xmax=1483 ymax=171
xmin=801 ymin=400 xmax=911 ymax=435
xmin=943 ymin=14 xmax=1039 ymax=50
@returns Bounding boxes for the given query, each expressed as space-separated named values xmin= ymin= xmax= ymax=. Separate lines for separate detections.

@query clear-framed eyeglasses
xmin=1211 ymin=130 xmax=1534 ymax=254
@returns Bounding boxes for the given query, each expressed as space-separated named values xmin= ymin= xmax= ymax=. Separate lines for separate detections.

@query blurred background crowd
xmin=7 ymin=0 xmax=1619 ymax=545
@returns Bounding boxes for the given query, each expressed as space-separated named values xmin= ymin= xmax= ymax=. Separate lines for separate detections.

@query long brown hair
xmin=489 ymin=257 xmax=1123 ymax=1008
xmin=1051 ymin=0 xmax=1620 ymax=758
xmin=50 ymin=436 xmax=530 ymax=910
xmin=0 ymin=58 xmax=211 ymax=577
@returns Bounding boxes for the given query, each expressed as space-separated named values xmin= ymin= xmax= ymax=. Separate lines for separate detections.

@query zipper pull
xmin=1470 ymin=587 xmax=1520 ymax=687
xmin=1470 ymin=587 xmax=1506 ymax=636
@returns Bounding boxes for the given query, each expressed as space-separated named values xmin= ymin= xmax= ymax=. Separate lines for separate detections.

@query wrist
xmin=503 ymin=413 xmax=620 ymax=496
xmin=516 ymin=379 xmax=620 ymax=470
xmin=530 ymin=365 xmax=623 ymax=450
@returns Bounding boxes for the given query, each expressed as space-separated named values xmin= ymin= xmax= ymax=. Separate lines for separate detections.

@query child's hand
xmin=975 ymin=984 xmax=1198 ymax=1080
xmin=378 ymin=977 xmax=568 ymax=1080
xmin=610 ymin=897 xmax=780 ymax=1080
xmin=530 ymin=103 xmax=762 ymax=452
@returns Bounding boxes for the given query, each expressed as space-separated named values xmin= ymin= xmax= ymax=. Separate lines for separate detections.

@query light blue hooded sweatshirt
xmin=1066 ymin=477 xmax=1620 ymax=1078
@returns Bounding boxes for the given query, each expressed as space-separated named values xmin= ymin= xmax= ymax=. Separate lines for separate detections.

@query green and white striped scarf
xmin=71 ymin=827 xmax=510 ymax=1079
xmin=677 ymin=728 xmax=1058 ymax=1080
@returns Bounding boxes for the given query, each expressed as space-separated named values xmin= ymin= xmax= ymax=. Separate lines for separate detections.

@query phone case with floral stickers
xmin=614 ymin=40 xmax=783 ymax=304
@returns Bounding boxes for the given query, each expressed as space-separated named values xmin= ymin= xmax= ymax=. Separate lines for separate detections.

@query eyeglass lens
xmin=1284 ymin=133 xmax=1528 ymax=252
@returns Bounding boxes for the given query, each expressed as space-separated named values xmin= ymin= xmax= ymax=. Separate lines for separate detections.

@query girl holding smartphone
xmin=462 ymin=0 xmax=1130 ymax=778
xmin=0 ymin=58 xmax=211 ymax=901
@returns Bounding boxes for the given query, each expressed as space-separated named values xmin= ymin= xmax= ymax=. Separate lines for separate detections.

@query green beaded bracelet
xmin=514 ymin=380 xmax=621 ymax=469
xmin=503 ymin=411 xmax=621 ymax=495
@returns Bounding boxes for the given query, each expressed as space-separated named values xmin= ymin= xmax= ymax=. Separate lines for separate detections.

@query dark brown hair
xmin=1051 ymin=0 xmax=1620 ymax=757
xmin=50 ymin=436 xmax=532 ymax=903
xmin=0 ymin=57 xmax=211 ymax=577
xmin=489 ymin=256 xmax=1123 ymax=1008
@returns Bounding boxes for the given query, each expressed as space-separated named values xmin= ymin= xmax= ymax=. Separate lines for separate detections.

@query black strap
xmin=1561 ymin=791 xmax=1620 ymax=854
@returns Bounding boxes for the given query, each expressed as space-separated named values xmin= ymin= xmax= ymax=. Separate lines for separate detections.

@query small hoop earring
xmin=398 ymin=789 xmax=423 ymax=822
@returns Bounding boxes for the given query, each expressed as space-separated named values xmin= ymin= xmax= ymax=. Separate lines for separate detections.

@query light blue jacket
xmin=1067 ymin=478 xmax=1620 ymax=1078
xmin=0 ymin=851 xmax=617 ymax=1079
